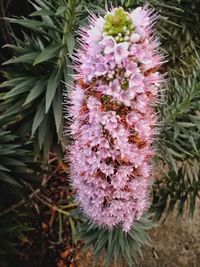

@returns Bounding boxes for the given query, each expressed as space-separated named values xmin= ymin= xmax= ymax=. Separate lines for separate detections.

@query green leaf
xmin=42 ymin=121 xmax=54 ymax=158
xmin=79 ymin=214 xmax=154 ymax=267
xmin=33 ymin=45 xmax=61 ymax=65
xmin=0 ymin=77 xmax=28 ymax=88
xmin=2 ymin=52 xmax=39 ymax=65
xmin=34 ymin=0 xmax=54 ymax=10
xmin=32 ymin=100 xmax=45 ymax=136
xmin=23 ymin=79 xmax=46 ymax=105
xmin=0 ymin=100 xmax=24 ymax=123
xmin=8 ymin=18 xmax=53 ymax=30
xmin=66 ymin=32 xmax=75 ymax=55
xmin=7 ymin=18 xmax=60 ymax=39
xmin=38 ymin=114 xmax=49 ymax=149
xmin=2 ymin=157 xmax=26 ymax=166
xmin=29 ymin=9 xmax=54 ymax=17
xmin=3 ymin=78 xmax=37 ymax=99
xmin=56 ymin=5 xmax=66 ymax=15
xmin=45 ymin=68 xmax=61 ymax=113
xmin=0 ymin=171 xmax=21 ymax=187
xmin=53 ymin=90 xmax=63 ymax=136
xmin=0 ymin=164 xmax=10 ymax=172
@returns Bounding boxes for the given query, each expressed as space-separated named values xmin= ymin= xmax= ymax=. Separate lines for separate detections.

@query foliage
xmin=0 ymin=129 xmax=41 ymax=264
xmin=153 ymin=70 xmax=200 ymax=219
xmin=0 ymin=0 xmax=82 ymax=159
xmin=79 ymin=214 xmax=154 ymax=267
xmin=147 ymin=0 xmax=200 ymax=219
xmin=0 ymin=130 xmax=80 ymax=266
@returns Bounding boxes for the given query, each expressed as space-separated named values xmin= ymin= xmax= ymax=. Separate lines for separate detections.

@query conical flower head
xmin=68 ymin=6 xmax=165 ymax=232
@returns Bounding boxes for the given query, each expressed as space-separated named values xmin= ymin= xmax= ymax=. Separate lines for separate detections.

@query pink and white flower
xmin=68 ymin=6 xmax=165 ymax=232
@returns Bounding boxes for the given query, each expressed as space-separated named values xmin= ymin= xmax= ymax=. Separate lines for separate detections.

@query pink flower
xmin=87 ymin=17 xmax=104 ymax=43
xmin=126 ymin=111 xmax=140 ymax=125
xmin=131 ymin=7 xmax=149 ymax=28
xmin=87 ymin=96 xmax=102 ymax=124
xmin=102 ymin=111 xmax=119 ymax=133
xmin=81 ymin=63 xmax=95 ymax=82
xmin=68 ymin=6 xmax=165 ymax=232
xmin=95 ymin=62 xmax=108 ymax=76
xmin=69 ymin=85 xmax=84 ymax=117
xmin=114 ymin=42 xmax=129 ymax=63
xmin=106 ymin=79 xmax=121 ymax=98
xmin=100 ymin=36 xmax=116 ymax=54
xmin=111 ymin=166 xmax=132 ymax=190
xmin=100 ymin=163 xmax=114 ymax=176
xmin=124 ymin=61 xmax=139 ymax=76
xmin=135 ymin=94 xmax=149 ymax=112
xmin=96 ymin=84 xmax=108 ymax=93
xmin=129 ymin=72 xmax=145 ymax=94
xmin=119 ymin=90 xmax=132 ymax=106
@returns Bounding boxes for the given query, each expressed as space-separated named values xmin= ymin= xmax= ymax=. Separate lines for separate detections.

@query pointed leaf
xmin=53 ymin=89 xmax=63 ymax=136
xmin=29 ymin=9 xmax=54 ymax=17
xmin=33 ymin=45 xmax=61 ymax=65
xmin=24 ymin=79 xmax=46 ymax=105
xmin=42 ymin=121 xmax=54 ymax=158
xmin=0 ymin=171 xmax=21 ymax=187
xmin=8 ymin=18 xmax=51 ymax=30
xmin=38 ymin=114 xmax=48 ymax=149
xmin=0 ymin=77 xmax=27 ymax=88
xmin=45 ymin=68 xmax=61 ymax=113
xmin=2 ymin=52 xmax=39 ymax=65
xmin=3 ymin=157 xmax=26 ymax=166
xmin=32 ymin=100 xmax=45 ymax=136
xmin=66 ymin=32 xmax=75 ymax=55
xmin=0 ymin=164 xmax=10 ymax=172
xmin=56 ymin=5 xmax=66 ymax=15
xmin=3 ymin=78 xmax=37 ymax=99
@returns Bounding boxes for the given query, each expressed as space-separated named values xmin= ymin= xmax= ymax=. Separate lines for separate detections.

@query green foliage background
xmin=0 ymin=0 xmax=200 ymax=266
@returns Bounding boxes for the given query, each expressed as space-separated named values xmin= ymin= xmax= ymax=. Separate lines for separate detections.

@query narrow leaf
xmin=45 ymin=68 xmax=61 ymax=113
xmin=33 ymin=45 xmax=61 ymax=65
xmin=32 ymin=100 xmax=45 ymax=136
xmin=0 ymin=171 xmax=21 ymax=187
xmin=24 ymin=79 xmax=46 ymax=105
xmin=53 ymin=89 xmax=63 ymax=136
xmin=3 ymin=78 xmax=36 ymax=99
xmin=0 ymin=164 xmax=10 ymax=172
xmin=29 ymin=9 xmax=54 ymax=17
xmin=2 ymin=52 xmax=39 ymax=65
xmin=66 ymin=32 xmax=75 ymax=55
xmin=56 ymin=5 xmax=66 ymax=15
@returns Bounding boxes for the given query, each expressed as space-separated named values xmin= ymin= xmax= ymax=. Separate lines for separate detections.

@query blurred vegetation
xmin=0 ymin=0 xmax=200 ymax=266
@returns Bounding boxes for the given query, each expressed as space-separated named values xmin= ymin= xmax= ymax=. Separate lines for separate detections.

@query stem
xmin=0 ymin=189 xmax=40 ymax=216
xmin=0 ymin=181 xmax=75 ymax=218
xmin=27 ymin=184 xmax=71 ymax=216
xmin=58 ymin=0 xmax=76 ymax=67
xmin=59 ymin=203 xmax=78 ymax=209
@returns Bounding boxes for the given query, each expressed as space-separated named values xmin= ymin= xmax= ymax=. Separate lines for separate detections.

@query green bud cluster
xmin=103 ymin=7 xmax=135 ymax=43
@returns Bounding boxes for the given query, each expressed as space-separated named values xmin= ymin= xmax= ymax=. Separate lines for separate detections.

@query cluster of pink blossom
xmin=68 ymin=6 xmax=165 ymax=231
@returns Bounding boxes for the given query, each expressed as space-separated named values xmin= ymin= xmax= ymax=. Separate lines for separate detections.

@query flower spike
xmin=68 ymin=6 xmax=165 ymax=232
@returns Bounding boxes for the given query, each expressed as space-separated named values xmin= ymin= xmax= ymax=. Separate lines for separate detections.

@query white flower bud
xmin=130 ymin=33 xmax=141 ymax=43
xmin=122 ymin=26 xmax=127 ymax=32
xmin=124 ymin=36 xmax=130 ymax=41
